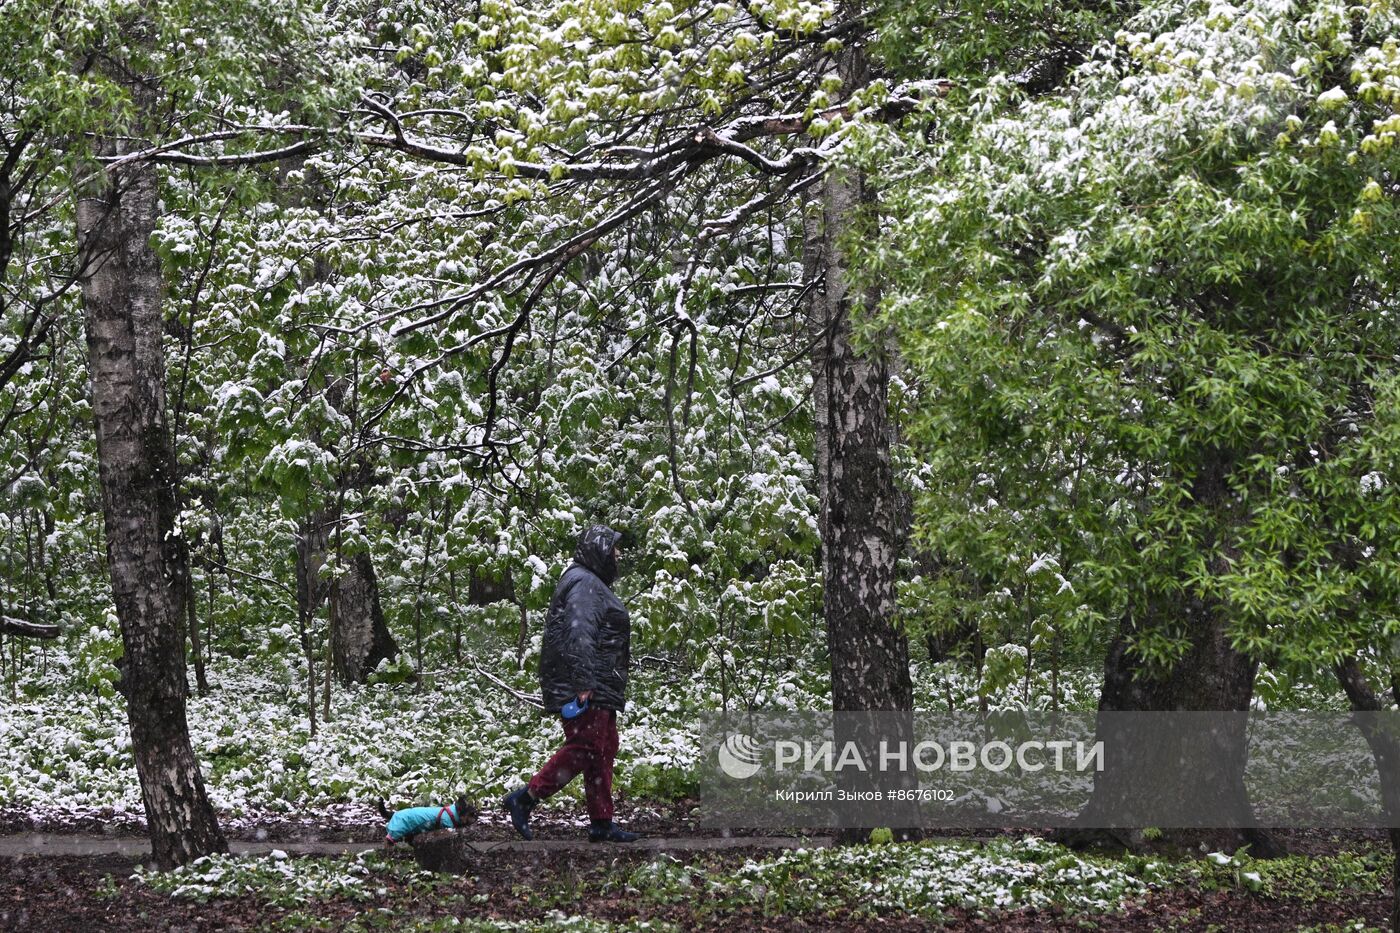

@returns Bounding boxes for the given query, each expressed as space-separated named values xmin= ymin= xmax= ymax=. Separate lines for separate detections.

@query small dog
xmin=378 ymin=794 xmax=479 ymax=845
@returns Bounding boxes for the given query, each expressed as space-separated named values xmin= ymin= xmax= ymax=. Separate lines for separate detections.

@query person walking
xmin=502 ymin=525 xmax=639 ymax=842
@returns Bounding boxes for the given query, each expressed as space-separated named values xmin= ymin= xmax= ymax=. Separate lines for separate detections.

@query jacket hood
xmin=574 ymin=525 xmax=622 ymax=585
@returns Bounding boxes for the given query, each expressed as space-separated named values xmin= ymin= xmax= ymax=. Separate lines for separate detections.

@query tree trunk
xmin=38 ymin=505 xmax=57 ymax=605
xmin=330 ymin=549 xmax=398 ymax=683
xmin=296 ymin=496 xmax=399 ymax=687
xmin=449 ymin=568 xmax=462 ymax=663
xmin=294 ymin=513 xmax=333 ymax=632
xmin=804 ymin=43 xmax=917 ymax=842
xmin=805 ymin=51 xmax=911 ymax=717
xmin=76 ymin=128 xmax=226 ymax=868
xmin=274 ymin=152 xmax=400 ymax=688
xmin=1067 ymin=449 xmax=1274 ymax=855
xmin=294 ymin=513 xmax=330 ymax=734
xmin=1079 ymin=604 xmax=1260 ymax=824
xmin=180 ymin=537 xmax=208 ymax=695
xmin=1334 ymin=658 xmax=1400 ymax=931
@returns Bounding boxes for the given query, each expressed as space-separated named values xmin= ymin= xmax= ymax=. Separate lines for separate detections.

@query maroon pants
xmin=527 ymin=706 xmax=619 ymax=821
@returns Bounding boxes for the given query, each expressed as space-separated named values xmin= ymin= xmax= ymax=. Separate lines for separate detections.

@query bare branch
xmin=702 ymin=168 xmax=824 ymax=240
xmin=470 ymin=657 xmax=544 ymax=708
xmin=371 ymin=171 xmax=679 ymax=337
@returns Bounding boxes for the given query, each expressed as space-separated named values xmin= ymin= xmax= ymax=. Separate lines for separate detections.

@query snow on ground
xmin=0 ymin=656 xmax=702 ymax=826
xmin=0 ymin=642 xmax=1100 ymax=829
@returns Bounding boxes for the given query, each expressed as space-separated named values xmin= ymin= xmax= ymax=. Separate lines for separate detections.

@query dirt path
xmin=0 ymin=832 xmax=378 ymax=858
xmin=0 ymin=831 xmax=831 ymax=860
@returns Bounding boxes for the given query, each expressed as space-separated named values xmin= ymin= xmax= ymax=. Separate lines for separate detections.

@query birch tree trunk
xmin=805 ymin=45 xmax=912 ymax=717
xmin=76 ymin=114 xmax=226 ymax=868
xmin=804 ymin=60 xmax=919 ymax=837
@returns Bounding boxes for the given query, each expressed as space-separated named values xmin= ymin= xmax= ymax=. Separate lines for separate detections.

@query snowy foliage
xmin=0 ymin=639 xmax=1105 ymax=821
xmin=874 ymin=0 xmax=1400 ymax=680
xmin=628 ymin=835 xmax=1152 ymax=917
xmin=134 ymin=849 xmax=401 ymax=906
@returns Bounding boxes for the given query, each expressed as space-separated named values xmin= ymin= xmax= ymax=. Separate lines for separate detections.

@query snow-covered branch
xmin=355 ymin=81 xmax=949 ymax=182
xmin=97 ymin=126 xmax=320 ymax=169
xmin=2 ymin=616 xmax=59 ymax=639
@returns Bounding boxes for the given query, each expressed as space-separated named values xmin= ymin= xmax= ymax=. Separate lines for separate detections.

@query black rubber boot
xmin=587 ymin=819 xmax=639 ymax=843
xmin=502 ymin=786 xmax=537 ymax=840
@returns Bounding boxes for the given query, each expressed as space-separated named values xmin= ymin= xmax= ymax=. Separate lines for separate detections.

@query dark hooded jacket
xmin=539 ymin=525 xmax=631 ymax=712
